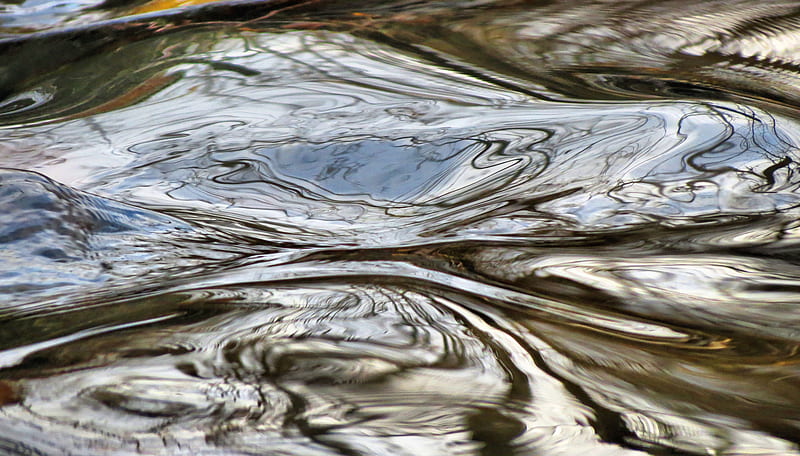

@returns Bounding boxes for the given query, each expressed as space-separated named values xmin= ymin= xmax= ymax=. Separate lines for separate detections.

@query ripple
xmin=0 ymin=168 xmax=250 ymax=310
xmin=389 ymin=0 xmax=800 ymax=107
xmin=469 ymin=246 xmax=800 ymax=342
xmin=3 ymin=2 xmax=800 ymax=455
xmin=0 ymin=283 xmax=575 ymax=455
xmin=3 ymin=28 xmax=800 ymax=246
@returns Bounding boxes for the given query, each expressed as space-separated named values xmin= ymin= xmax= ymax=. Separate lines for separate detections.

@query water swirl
xmin=3 ymin=1 xmax=800 ymax=455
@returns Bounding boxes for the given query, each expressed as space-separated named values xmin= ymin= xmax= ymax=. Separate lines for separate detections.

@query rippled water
xmin=3 ymin=0 xmax=800 ymax=454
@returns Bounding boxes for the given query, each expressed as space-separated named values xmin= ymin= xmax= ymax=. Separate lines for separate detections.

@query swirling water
xmin=3 ymin=1 xmax=800 ymax=454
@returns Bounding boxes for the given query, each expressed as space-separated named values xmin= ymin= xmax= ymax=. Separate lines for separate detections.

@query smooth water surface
xmin=2 ymin=0 xmax=800 ymax=454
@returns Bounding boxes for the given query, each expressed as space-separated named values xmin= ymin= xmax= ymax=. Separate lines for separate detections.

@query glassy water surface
xmin=3 ymin=0 xmax=800 ymax=454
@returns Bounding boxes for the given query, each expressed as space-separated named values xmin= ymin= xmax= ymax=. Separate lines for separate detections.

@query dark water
xmin=2 ymin=0 xmax=800 ymax=454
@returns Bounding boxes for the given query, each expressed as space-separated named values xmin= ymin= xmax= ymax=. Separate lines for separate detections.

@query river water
xmin=2 ymin=0 xmax=800 ymax=454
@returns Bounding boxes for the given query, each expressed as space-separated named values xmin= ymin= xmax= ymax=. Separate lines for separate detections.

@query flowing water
xmin=3 ymin=0 xmax=800 ymax=454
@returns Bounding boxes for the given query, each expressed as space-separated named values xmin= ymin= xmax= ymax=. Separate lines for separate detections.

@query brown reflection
xmin=523 ymin=316 xmax=800 ymax=452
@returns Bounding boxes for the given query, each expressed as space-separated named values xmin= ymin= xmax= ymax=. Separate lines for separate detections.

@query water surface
xmin=2 ymin=1 xmax=800 ymax=454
